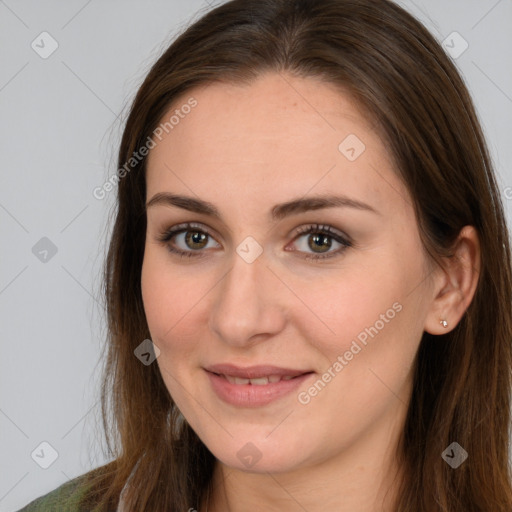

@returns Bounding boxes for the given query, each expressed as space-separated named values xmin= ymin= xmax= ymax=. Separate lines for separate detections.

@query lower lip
xmin=205 ymin=370 xmax=314 ymax=407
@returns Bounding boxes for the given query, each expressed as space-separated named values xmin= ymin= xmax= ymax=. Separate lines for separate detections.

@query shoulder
xmin=15 ymin=473 xmax=92 ymax=512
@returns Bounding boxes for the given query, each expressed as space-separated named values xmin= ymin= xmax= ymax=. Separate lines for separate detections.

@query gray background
xmin=1 ymin=1 xmax=511 ymax=510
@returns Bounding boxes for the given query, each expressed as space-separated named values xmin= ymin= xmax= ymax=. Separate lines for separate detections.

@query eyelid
xmin=156 ymin=222 xmax=221 ymax=248
xmin=156 ymin=221 xmax=352 ymax=260
xmin=291 ymin=223 xmax=352 ymax=243
xmin=287 ymin=223 xmax=352 ymax=261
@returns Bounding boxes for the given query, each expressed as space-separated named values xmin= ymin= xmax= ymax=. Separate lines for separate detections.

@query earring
xmin=440 ymin=319 xmax=448 ymax=328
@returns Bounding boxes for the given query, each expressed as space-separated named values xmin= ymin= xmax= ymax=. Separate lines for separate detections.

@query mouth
xmin=204 ymin=364 xmax=315 ymax=407
xmin=204 ymin=363 xmax=312 ymax=380
xmin=209 ymin=373 xmax=309 ymax=385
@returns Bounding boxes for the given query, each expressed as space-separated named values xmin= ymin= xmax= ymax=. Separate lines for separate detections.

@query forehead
xmin=145 ymin=72 xmax=409 ymax=220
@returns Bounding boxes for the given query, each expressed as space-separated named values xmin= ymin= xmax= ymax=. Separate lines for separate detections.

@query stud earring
xmin=440 ymin=319 xmax=448 ymax=328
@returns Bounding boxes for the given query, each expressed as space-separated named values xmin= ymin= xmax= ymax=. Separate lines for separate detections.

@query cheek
xmin=295 ymin=266 xmax=404 ymax=350
xmin=141 ymin=255 xmax=203 ymax=407
xmin=292 ymin=271 xmax=422 ymax=436
xmin=295 ymin=245 xmax=425 ymax=379
xmin=141 ymin=251 xmax=209 ymax=359
xmin=141 ymin=255 xmax=171 ymax=341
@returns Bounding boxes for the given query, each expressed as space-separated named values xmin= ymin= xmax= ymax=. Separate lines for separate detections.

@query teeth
xmin=249 ymin=377 xmax=269 ymax=385
xmin=223 ymin=374 xmax=295 ymax=385
xmin=224 ymin=375 xmax=249 ymax=384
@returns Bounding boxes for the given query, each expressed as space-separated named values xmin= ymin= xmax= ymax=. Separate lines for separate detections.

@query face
xmin=141 ymin=72 xmax=435 ymax=475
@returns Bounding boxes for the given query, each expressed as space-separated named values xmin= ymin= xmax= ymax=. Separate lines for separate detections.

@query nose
xmin=208 ymin=247 xmax=287 ymax=348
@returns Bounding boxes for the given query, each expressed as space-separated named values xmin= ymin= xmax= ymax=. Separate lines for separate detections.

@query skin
xmin=141 ymin=72 xmax=480 ymax=511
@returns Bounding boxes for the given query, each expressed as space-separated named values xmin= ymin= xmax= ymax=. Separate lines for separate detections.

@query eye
xmin=156 ymin=222 xmax=352 ymax=261
xmin=157 ymin=222 xmax=220 ymax=259
xmin=288 ymin=223 xmax=352 ymax=261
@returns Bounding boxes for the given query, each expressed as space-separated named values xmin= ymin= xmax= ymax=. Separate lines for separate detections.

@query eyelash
xmin=156 ymin=222 xmax=352 ymax=262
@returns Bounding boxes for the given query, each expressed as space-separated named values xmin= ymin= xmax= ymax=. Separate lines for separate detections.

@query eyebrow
xmin=145 ymin=192 xmax=380 ymax=220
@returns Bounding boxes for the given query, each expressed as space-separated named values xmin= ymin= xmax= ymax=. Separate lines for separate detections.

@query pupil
xmin=187 ymin=231 xmax=206 ymax=249
xmin=310 ymin=234 xmax=331 ymax=252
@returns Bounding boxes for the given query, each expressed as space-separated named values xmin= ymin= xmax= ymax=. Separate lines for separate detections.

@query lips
xmin=223 ymin=374 xmax=294 ymax=385
xmin=205 ymin=363 xmax=311 ymax=380
xmin=204 ymin=364 xmax=315 ymax=407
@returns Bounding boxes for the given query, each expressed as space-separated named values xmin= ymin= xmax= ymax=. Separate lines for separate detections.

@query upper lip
xmin=205 ymin=364 xmax=312 ymax=379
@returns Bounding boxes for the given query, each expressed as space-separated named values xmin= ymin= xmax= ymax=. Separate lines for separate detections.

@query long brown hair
xmin=80 ymin=0 xmax=512 ymax=510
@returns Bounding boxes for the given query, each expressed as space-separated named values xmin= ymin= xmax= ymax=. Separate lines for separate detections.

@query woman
xmin=18 ymin=0 xmax=512 ymax=510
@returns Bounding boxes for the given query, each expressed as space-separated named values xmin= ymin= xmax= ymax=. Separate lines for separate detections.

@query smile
xmin=204 ymin=366 xmax=315 ymax=407
xmin=218 ymin=374 xmax=296 ymax=385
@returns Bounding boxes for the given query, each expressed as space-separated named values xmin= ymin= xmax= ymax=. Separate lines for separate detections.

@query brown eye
xmin=183 ymin=230 xmax=208 ymax=250
xmin=157 ymin=223 xmax=220 ymax=259
xmin=157 ymin=222 xmax=352 ymax=261
xmin=291 ymin=224 xmax=352 ymax=261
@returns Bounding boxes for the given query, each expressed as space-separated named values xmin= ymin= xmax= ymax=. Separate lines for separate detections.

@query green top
xmin=16 ymin=474 xmax=94 ymax=512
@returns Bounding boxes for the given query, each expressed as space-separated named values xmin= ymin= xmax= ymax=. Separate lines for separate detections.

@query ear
xmin=423 ymin=225 xmax=481 ymax=335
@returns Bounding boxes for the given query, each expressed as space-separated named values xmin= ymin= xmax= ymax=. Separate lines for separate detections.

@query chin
xmin=203 ymin=432 xmax=311 ymax=474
